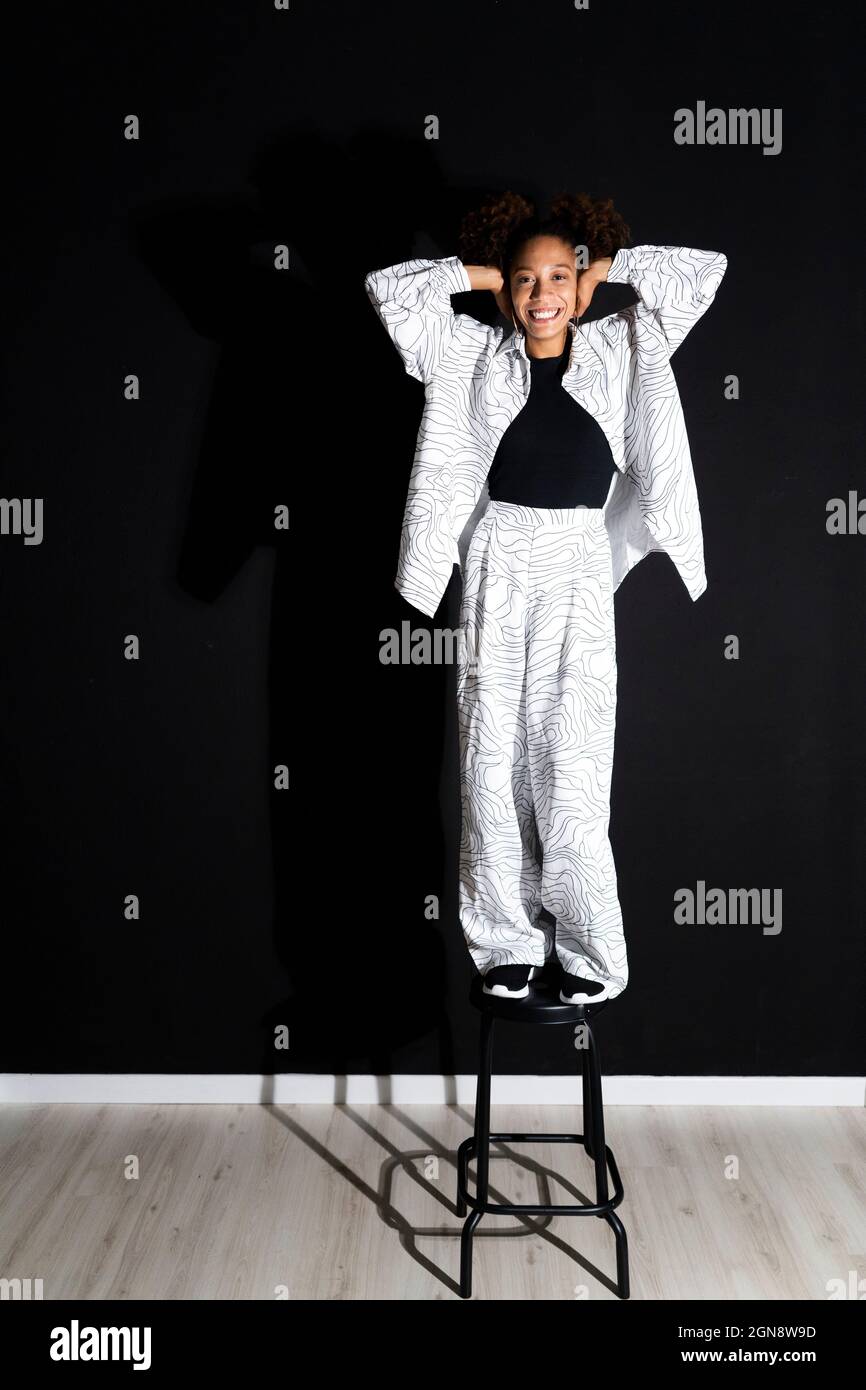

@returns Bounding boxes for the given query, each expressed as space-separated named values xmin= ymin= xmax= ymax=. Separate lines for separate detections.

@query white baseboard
xmin=0 ymin=1074 xmax=863 ymax=1105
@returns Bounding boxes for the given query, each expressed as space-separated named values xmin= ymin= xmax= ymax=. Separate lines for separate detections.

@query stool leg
xmin=456 ymin=1143 xmax=467 ymax=1218
xmin=586 ymin=1021 xmax=631 ymax=1298
xmin=460 ymin=1010 xmax=494 ymax=1298
xmin=586 ymin=1021 xmax=609 ymax=1206
xmin=580 ymin=1033 xmax=595 ymax=1159
xmin=605 ymin=1209 xmax=630 ymax=1299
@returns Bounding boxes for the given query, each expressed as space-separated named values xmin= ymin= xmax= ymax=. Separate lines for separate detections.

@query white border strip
xmin=0 ymin=1075 xmax=863 ymax=1105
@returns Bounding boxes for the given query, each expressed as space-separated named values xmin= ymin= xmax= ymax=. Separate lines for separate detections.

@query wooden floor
xmin=0 ymin=1102 xmax=863 ymax=1299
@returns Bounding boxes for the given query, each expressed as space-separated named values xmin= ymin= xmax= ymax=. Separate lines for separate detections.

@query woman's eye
xmin=517 ymin=275 xmax=568 ymax=284
xmin=516 ymin=272 xmax=567 ymax=284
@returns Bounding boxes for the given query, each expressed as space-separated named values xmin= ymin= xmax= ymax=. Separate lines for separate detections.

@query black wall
xmin=2 ymin=0 xmax=863 ymax=1077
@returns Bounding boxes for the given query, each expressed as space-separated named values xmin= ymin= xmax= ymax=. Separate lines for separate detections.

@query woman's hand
xmin=492 ymin=275 xmax=513 ymax=323
xmin=575 ymin=256 xmax=613 ymax=319
xmin=464 ymin=264 xmax=513 ymax=322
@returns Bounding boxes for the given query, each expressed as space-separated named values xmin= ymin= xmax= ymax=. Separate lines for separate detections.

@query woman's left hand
xmin=575 ymin=257 xmax=613 ymax=318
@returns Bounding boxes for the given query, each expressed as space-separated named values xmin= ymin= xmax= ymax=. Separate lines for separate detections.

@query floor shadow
xmin=265 ymin=1099 xmax=622 ymax=1298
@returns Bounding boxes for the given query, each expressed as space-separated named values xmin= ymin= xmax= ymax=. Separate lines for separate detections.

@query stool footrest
xmin=456 ymin=1133 xmax=625 ymax=1217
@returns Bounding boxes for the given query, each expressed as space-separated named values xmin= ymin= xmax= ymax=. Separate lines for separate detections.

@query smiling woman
xmin=457 ymin=188 xmax=631 ymax=354
xmin=451 ymin=200 xmax=632 ymax=997
xmin=364 ymin=191 xmax=726 ymax=1007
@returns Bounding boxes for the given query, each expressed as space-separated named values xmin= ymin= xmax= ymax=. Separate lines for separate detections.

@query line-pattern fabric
xmin=364 ymin=245 xmax=727 ymax=619
xmin=457 ymin=500 xmax=627 ymax=993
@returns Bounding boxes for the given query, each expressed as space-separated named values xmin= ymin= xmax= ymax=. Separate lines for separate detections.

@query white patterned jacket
xmin=364 ymin=244 xmax=727 ymax=618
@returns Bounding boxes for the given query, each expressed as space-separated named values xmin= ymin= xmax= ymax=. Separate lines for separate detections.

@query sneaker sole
xmin=559 ymin=983 xmax=613 ymax=1004
xmin=482 ymin=966 xmax=539 ymax=999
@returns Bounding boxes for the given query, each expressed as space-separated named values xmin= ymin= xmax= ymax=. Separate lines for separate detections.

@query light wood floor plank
xmin=0 ymin=1103 xmax=863 ymax=1300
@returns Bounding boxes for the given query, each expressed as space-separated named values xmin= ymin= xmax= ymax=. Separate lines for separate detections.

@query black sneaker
xmin=559 ymin=969 xmax=612 ymax=1004
xmin=482 ymin=964 xmax=539 ymax=999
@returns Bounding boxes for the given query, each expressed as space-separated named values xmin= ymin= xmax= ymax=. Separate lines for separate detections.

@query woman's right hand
xmin=465 ymin=263 xmax=512 ymax=323
xmin=492 ymin=275 xmax=513 ymax=323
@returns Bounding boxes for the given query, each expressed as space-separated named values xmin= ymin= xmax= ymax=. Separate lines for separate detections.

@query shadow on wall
xmin=131 ymin=126 xmax=510 ymax=1073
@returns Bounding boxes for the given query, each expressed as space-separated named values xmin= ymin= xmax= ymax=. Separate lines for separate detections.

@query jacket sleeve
xmin=606 ymin=244 xmax=727 ymax=355
xmin=363 ymin=255 xmax=473 ymax=385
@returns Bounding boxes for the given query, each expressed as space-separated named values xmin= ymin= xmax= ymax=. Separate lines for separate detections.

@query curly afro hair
xmin=457 ymin=189 xmax=631 ymax=280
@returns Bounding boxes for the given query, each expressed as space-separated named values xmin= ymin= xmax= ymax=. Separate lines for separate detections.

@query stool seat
xmin=457 ymin=968 xmax=629 ymax=1299
xmin=469 ymin=966 xmax=612 ymax=1023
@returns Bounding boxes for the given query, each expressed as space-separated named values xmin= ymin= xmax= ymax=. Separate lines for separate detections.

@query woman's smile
xmin=527 ymin=305 xmax=563 ymax=323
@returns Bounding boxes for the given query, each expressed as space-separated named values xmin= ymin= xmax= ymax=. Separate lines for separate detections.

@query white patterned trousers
xmin=456 ymin=499 xmax=628 ymax=998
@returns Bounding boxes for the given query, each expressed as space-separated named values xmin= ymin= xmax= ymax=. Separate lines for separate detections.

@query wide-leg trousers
xmin=456 ymin=499 xmax=628 ymax=999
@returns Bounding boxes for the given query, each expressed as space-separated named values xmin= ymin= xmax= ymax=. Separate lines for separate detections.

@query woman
xmin=365 ymin=191 xmax=727 ymax=1004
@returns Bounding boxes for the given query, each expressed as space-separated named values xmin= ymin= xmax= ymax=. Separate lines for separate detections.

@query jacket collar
xmin=495 ymin=315 xmax=604 ymax=376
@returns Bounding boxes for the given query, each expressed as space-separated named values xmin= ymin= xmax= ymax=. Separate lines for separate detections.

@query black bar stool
xmin=456 ymin=966 xmax=629 ymax=1299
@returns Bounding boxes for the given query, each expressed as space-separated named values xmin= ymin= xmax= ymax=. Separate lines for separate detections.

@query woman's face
xmin=508 ymin=235 xmax=579 ymax=345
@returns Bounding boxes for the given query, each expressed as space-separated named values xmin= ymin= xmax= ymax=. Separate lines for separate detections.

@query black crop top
xmin=486 ymin=336 xmax=617 ymax=507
